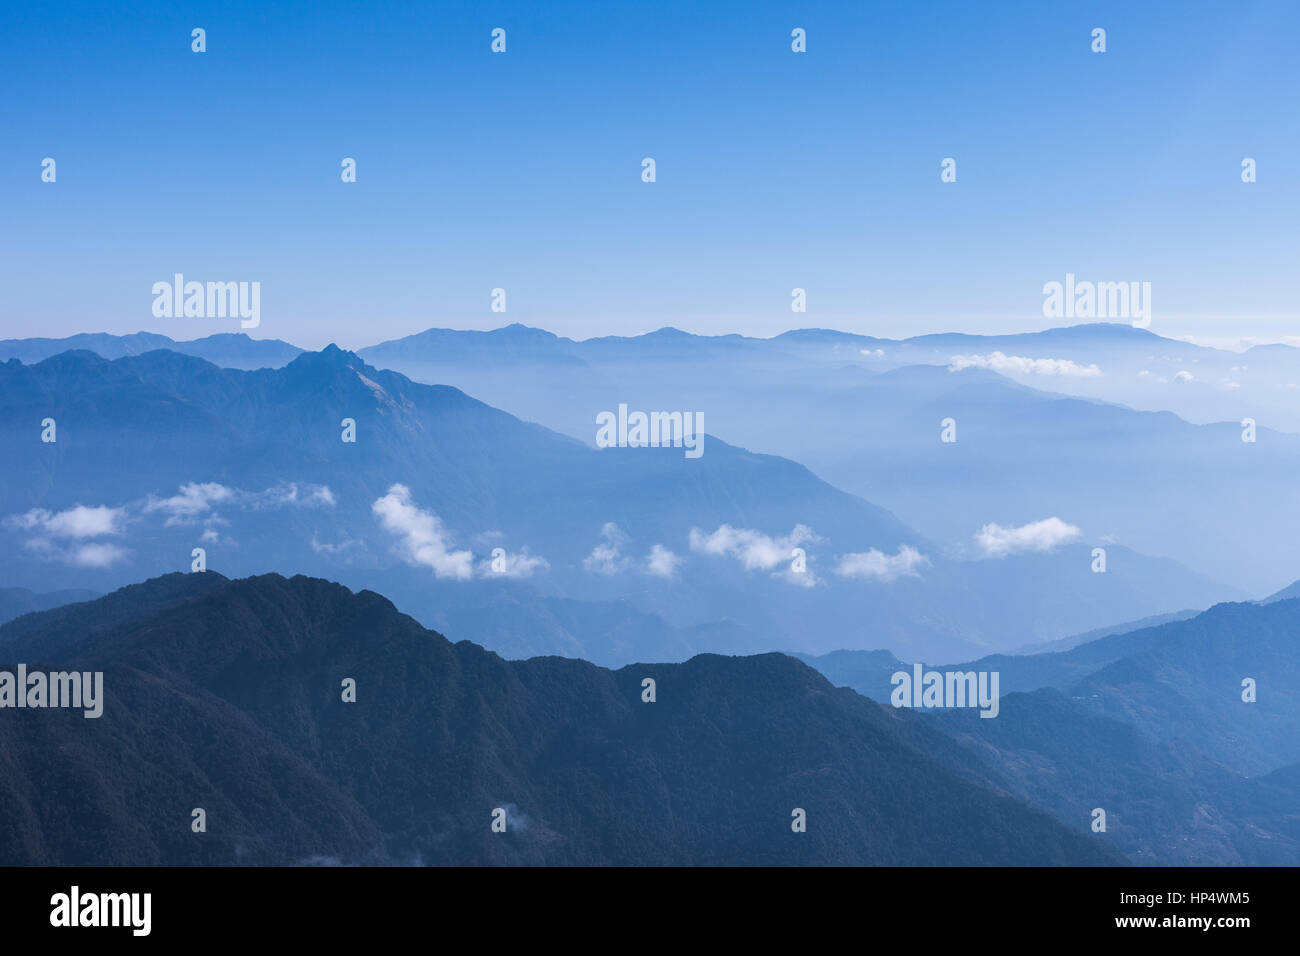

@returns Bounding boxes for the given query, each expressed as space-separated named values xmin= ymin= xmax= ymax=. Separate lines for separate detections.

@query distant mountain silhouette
xmin=1006 ymin=609 xmax=1200 ymax=655
xmin=935 ymin=687 xmax=1300 ymax=865
xmin=12 ymin=324 xmax=1294 ymax=588
xmin=0 ymin=572 xmax=1121 ymax=866
xmin=355 ymin=323 xmax=1300 ymax=593
xmin=799 ymin=598 xmax=1300 ymax=863
xmin=0 ymin=347 xmax=1230 ymax=664
xmin=0 ymin=332 xmax=301 ymax=369
xmin=804 ymin=598 xmax=1300 ymax=773
xmin=0 ymin=586 xmax=97 ymax=627
xmin=1261 ymin=578 xmax=1300 ymax=603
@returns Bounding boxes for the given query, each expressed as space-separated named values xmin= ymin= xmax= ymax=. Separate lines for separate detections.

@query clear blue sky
xmin=2 ymin=0 xmax=1297 ymax=349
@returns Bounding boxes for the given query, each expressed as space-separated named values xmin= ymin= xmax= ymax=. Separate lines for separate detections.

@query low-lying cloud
xmin=480 ymin=548 xmax=549 ymax=579
xmin=6 ymin=504 xmax=130 ymax=568
xmin=688 ymin=524 xmax=816 ymax=572
xmin=143 ymin=482 xmax=234 ymax=522
xmin=834 ymin=545 xmax=929 ymax=581
xmin=8 ymin=504 xmax=126 ymax=538
xmin=144 ymin=481 xmax=334 ymax=525
xmin=646 ymin=543 xmax=681 ymax=578
xmin=584 ymin=522 xmax=630 ymax=575
xmin=583 ymin=522 xmax=681 ymax=578
xmin=976 ymin=517 xmax=1082 ymax=557
xmin=372 ymin=484 xmax=474 ymax=580
xmin=949 ymin=352 xmax=1101 ymax=377
xmin=371 ymin=485 xmax=546 ymax=581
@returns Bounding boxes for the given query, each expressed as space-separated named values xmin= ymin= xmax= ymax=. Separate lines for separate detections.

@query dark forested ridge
xmin=0 ymin=572 xmax=1120 ymax=866
xmin=799 ymin=596 xmax=1300 ymax=864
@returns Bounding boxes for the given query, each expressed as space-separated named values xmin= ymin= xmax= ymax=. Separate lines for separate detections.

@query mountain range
xmin=356 ymin=323 xmax=1300 ymax=593
xmin=798 ymin=593 xmax=1300 ymax=864
xmin=2 ymin=324 xmax=1298 ymax=867
xmin=6 ymin=569 xmax=1295 ymax=865
xmin=0 ymin=571 xmax=1122 ymax=866
xmin=6 ymin=323 xmax=1292 ymax=592
xmin=0 ymin=345 xmax=1240 ymax=666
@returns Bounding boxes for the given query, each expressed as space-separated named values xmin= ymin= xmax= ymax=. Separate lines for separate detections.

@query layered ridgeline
xmin=0 ymin=347 xmax=1233 ymax=665
xmin=798 ymin=594 xmax=1300 ymax=864
xmin=0 ymin=331 xmax=302 ymax=369
xmin=7 ymin=324 xmax=1299 ymax=590
xmin=358 ymin=323 xmax=1300 ymax=593
xmin=356 ymin=321 xmax=1290 ymax=434
xmin=0 ymin=586 xmax=97 ymax=626
xmin=10 ymin=323 xmax=1293 ymax=433
xmin=0 ymin=572 xmax=1120 ymax=866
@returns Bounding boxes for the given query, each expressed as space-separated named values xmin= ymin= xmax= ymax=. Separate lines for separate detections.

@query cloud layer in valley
xmin=975 ymin=517 xmax=1082 ymax=557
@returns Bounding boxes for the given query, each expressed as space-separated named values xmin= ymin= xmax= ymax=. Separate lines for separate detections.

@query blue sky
xmin=2 ymin=0 xmax=1297 ymax=349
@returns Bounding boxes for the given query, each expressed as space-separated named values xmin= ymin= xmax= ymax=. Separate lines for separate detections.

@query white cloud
xmin=584 ymin=526 xmax=681 ymax=578
xmin=143 ymin=482 xmax=234 ymax=522
xmin=976 ymin=517 xmax=1082 ymax=557
xmin=371 ymin=484 xmax=473 ymax=580
xmin=8 ymin=504 xmax=126 ymax=538
xmin=1173 ymin=370 xmax=1194 ymax=384
xmin=249 ymin=482 xmax=336 ymax=509
xmin=688 ymin=524 xmax=816 ymax=572
xmin=481 ymin=549 xmax=549 ymax=579
xmin=310 ymin=533 xmax=360 ymax=556
xmin=6 ymin=504 xmax=131 ymax=568
xmin=144 ymin=482 xmax=334 ymax=525
xmin=834 ymin=545 xmax=929 ymax=581
xmin=646 ymin=544 xmax=681 ymax=578
xmin=584 ymin=522 xmax=630 ymax=575
xmin=948 ymin=352 xmax=1101 ymax=377
xmin=67 ymin=542 xmax=129 ymax=568
xmin=20 ymin=536 xmax=128 ymax=569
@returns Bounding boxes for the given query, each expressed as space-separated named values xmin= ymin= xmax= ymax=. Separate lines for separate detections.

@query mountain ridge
xmin=0 ymin=571 xmax=1123 ymax=866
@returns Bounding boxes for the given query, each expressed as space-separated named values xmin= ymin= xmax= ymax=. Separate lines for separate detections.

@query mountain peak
xmin=497 ymin=322 xmax=556 ymax=338
xmin=288 ymin=343 xmax=362 ymax=368
xmin=639 ymin=326 xmax=695 ymax=339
